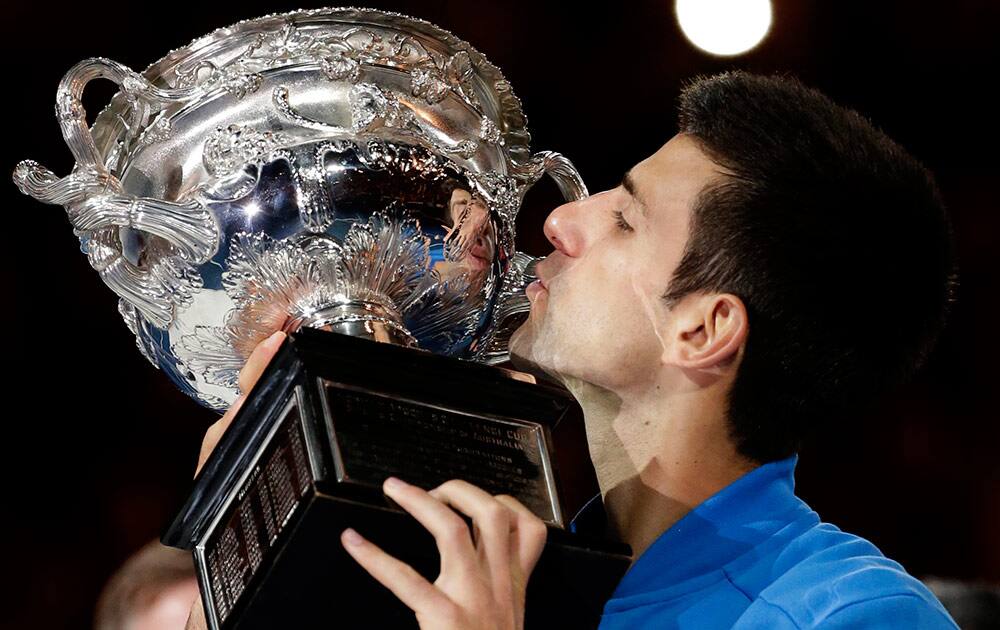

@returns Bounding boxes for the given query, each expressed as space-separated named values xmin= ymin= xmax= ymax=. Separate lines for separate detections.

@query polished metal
xmin=13 ymin=7 xmax=587 ymax=410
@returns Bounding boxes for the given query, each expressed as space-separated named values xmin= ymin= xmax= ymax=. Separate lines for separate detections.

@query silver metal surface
xmin=13 ymin=7 xmax=588 ymax=410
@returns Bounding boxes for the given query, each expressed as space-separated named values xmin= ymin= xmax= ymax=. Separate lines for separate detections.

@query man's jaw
xmin=508 ymin=326 xmax=564 ymax=388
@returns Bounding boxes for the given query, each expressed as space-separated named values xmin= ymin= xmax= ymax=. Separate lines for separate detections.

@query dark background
xmin=2 ymin=1 xmax=997 ymax=627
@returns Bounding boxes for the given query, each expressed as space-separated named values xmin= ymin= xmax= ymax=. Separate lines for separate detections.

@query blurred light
xmin=675 ymin=0 xmax=773 ymax=57
xmin=243 ymin=201 xmax=261 ymax=218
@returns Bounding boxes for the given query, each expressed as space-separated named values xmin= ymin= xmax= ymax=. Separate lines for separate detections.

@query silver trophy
xmin=14 ymin=9 xmax=631 ymax=627
xmin=13 ymin=6 xmax=587 ymax=412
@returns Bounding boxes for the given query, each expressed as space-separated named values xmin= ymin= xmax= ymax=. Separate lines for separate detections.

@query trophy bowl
xmin=13 ymin=6 xmax=588 ymax=411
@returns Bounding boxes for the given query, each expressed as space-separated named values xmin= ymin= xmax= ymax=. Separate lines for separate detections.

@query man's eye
xmin=613 ymin=209 xmax=633 ymax=232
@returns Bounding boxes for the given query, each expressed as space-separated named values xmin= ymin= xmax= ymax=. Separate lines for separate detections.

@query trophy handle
xmin=12 ymin=58 xmax=218 ymax=329
xmin=521 ymin=150 xmax=590 ymax=202
xmin=476 ymin=151 xmax=589 ymax=364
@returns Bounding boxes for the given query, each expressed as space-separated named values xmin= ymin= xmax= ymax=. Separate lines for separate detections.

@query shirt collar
xmin=611 ymin=454 xmax=811 ymax=598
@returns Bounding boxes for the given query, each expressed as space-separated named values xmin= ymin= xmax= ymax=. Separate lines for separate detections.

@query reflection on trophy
xmin=436 ymin=182 xmax=495 ymax=287
xmin=13 ymin=7 xmax=629 ymax=628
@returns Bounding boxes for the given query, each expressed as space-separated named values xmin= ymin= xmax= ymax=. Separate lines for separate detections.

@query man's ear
xmin=662 ymin=293 xmax=748 ymax=371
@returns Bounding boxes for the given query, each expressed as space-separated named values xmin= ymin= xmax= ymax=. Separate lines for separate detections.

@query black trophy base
xmin=163 ymin=328 xmax=631 ymax=629
xmin=228 ymin=491 xmax=628 ymax=628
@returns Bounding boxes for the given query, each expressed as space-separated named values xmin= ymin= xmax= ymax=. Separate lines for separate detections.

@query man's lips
xmin=533 ymin=259 xmax=553 ymax=287
xmin=467 ymin=252 xmax=489 ymax=270
xmin=526 ymin=278 xmax=547 ymax=301
xmin=527 ymin=257 xmax=554 ymax=301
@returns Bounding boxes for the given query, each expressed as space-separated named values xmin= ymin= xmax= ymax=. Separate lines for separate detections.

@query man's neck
xmin=563 ymin=374 xmax=756 ymax=561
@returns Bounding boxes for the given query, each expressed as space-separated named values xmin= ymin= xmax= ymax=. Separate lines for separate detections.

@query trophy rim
xmin=89 ymin=6 xmax=533 ymax=169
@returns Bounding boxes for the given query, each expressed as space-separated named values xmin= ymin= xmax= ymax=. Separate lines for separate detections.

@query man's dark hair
xmin=664 ymin=71 xmax=957 ymax=463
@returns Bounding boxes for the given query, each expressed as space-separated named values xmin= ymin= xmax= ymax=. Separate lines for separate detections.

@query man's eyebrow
xmin=621 ymin=170 xmax=648 ymax=217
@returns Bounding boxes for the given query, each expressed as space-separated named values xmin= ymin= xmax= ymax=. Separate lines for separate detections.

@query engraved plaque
xmin=201 ymin=395 xmax=313 ymax=626
xmin=319 ymin=379 xmax=562 ymax=525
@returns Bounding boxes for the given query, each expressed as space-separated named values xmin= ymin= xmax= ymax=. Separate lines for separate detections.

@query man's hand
xmin=340 ymin=477 xmax=548 ymax=630
xmin=194 ymin=330 xmax=286 ymax=478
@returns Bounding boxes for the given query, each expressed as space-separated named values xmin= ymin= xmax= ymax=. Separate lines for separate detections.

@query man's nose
xmin=542 ymin=196 xmax=597 ymax=257
xmin=543 ymin=200 xmax=575 ymax=256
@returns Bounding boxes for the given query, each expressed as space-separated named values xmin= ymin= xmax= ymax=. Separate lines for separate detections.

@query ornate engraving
xmin=320 ymin=50 xmax=362 ymax=83
xmin=480 ymin=117 xmax=502 ymax=145
xmin=166 ymin=18 xmax=491 ymax=123
xmin=118 ymin=298 xmax=160 ymax=368
xmin=180 ymin=326 xmax=245 ymax=392
xmin=136 ymin=116 xmax=172 ymax=149
xmin=468 ymin=171 xmax=520 ymax=227
xmin=203 ymin=124 xmax=290 ymax=178
xmin=349 ymin=83 xmax=417 ymax=132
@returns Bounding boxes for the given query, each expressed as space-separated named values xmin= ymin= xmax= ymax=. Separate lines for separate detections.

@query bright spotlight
xmin=675 ymin=0 xmax=773 ymax=57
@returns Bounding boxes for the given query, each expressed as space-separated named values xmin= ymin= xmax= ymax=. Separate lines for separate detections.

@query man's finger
xmin=238 ymin=330 xmax=286 ymax=395
xmin=340 ymin=527 xmax=453 ymax=617
xmin=382 ymin=478 xmax=477 ymax=577
xmin=494 ymin=494 xmax=548 ymax=578
xmin=428 ymin=480 xmax=513 ymax=596
xmin=185 ymin=594 xmax=207 ymax=630
xmin=194 ymin=395 xmax=244 ymax=478
xmin=195 ymin=330 xmax=286 ymax=479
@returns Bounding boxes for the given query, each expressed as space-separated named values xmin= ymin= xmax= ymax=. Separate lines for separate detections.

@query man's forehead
xmin=624 ymin=134 xmax=723 ymax=219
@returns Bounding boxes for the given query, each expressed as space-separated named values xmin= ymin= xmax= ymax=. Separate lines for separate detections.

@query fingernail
xmin=384 ymin=477 xmax=405 ymax=492
xmin=342 ymin=528 xmax=363 ymax=547
xmin=266 ymin=330 xmax=286 ymax=347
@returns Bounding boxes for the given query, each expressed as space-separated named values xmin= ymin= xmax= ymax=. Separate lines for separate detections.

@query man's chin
xmin=509 ymin=336 xmax=564 ymax=388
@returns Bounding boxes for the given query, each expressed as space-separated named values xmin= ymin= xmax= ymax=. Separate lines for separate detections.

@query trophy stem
xmin=283 ymin=300 xmax=418 ymax=348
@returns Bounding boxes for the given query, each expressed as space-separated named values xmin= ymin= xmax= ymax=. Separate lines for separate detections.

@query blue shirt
xmin=595 ymin=456 xmax=957 ymax=629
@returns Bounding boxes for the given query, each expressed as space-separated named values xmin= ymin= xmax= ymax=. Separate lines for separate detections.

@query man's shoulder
xmin=735 ymin=521 xmax=956 ymax=628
